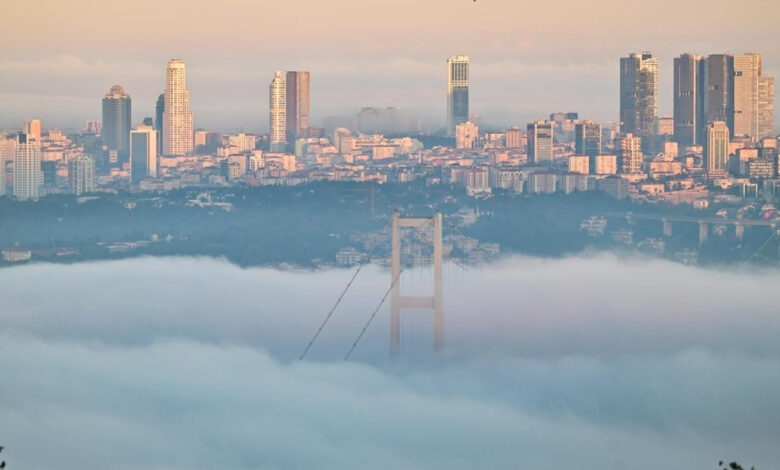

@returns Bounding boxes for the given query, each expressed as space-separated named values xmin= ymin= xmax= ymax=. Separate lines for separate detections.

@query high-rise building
xmin=285 ymin=71 xmax=310 ymax=142
xmin=0 ymin=147 xmax=5 ymax=197
xmin=13 ymin=133 xmax=42 ymax=200
xmin=455 ymin=121 xmax=479 ymax=149
xmin=704 ymin=121 xmax=730 ymax=173
xmin=155 ymin=93 xmax=165 ymax=155
xmin=68 ymin=155 xmax=95 ymax=195
xmin=673 ymin=53 xmax=705 ymax=146
xmin=527 ymin=120 xmax=554 ymax=163
xmin=620 ymin=52 xmax=658 ymax=139
xmin=703 ymin=54 xmax=734 ymax=136
xmin=505 ymin=126 xmax=523 ymax=148
xmin=575 ymin=120 xmax=601 ymax=159
xmin=163 ymin=59 xmax=194 ymax=156
xmin=101 ymin=85 xmax=132 ymax=163
xmin=130 ymin=126 xmax=158 ymax=184
xmin=617 ymin=133 xmax=643 ymax=174
xmin=269 ymin=71 xmax=287 ymax=152
xmin=758 ymin=75 xmax=775 ymax=139
xmin=24 ymin=119 xmax=41 ymax=142
xmin=447 ymin=55 xmax=469 ymax=136
xmin=733 ymin=53 xmax=762 ymax=140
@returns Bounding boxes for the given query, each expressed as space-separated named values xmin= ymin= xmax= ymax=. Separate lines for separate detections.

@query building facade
xmin=455 ymin=121 xmax=479 ymax=149
xmin=527 ymin=120 xmax=554 ymax=163
xmin=575 ymin=120 xmax=601 ymax=158
xmin=703 ymin=54 xmax=734 ymax=135
xmin=617 ymin=133 xmax=643 ymax=174
xmin=163 ymin=59 xmax=194 ymax=156
xmin=620 ymin=52 xmax=659 ymax=139
xmin=269 ymin=71 xmax=287 ymax=152
xmin=732 ymin=53 xmax=762 ymax=140
xmin=68 ymin=154 xmax=95 ymax=195
xmin=130 ymin=126 xmax=158 ymax=184
xmin=102 ymin=85 xmax=132 ymax=163
xmin=704 ymin=121 xmax=730 ymax=173
xmin=285 ymin=71 xmax=310 ymax=142
xmin=673 ymin=53 xmax=705 ymax=146
xmin=13 ymin=132 xmax=42 ymax=200
xmin=447 ymin=55 xmax=469 ymax=136
xmin=758 ymin=75 xmax=775 ymax=139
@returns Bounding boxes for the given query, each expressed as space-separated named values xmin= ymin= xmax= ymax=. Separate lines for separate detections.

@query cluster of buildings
xmin=0 ymin=52 xmax=777 ymax=207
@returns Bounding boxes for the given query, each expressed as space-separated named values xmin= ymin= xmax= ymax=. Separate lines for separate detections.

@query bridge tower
xmin=390 ymin=210 xmax=443 ymax=356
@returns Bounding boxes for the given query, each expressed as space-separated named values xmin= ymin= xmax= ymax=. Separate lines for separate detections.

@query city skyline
xmin=2 ymin=0 xmax=779 ymax=132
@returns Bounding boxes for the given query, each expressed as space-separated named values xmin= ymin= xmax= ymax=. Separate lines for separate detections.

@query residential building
xmin=455 ymin=121 xmax=479 ymax=149
xmin=505 ymin=126 xmax=523 ymax=148
xmin=758 ymin=75 xmax=775 ymax=139
xmin=13 ymin=132 xmax=42 ymax=200
xmin=68 ymin=154 xmax=95 ymax=195
xmin=592 ymin=154 xmax=618 ymax=175
xmin=568 ymin=155 xmax=590 ymax=174
xmin=617 ymin=133 xmax=643 ymax=174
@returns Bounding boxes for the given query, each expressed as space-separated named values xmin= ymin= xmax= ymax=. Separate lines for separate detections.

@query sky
xmin=1 ymin=0 xmax=779 ymax=132
xmin=1 ymin=254 xmax=780 ymax=468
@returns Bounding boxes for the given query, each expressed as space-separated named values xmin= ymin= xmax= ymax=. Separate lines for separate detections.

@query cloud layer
xmin=1 ymin=254 xmax=779 ymax=469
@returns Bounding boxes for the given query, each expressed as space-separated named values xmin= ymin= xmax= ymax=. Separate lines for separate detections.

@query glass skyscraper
xmin=447 ymin=55 xmax=469 ymax=137
xmin=101 ymin=85 xmax=131 ymax=163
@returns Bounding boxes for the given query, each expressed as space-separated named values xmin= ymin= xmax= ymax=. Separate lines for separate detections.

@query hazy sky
xmin=1 ymin=254 xmax=779 ymax=468
xmin=1 ymin=0 xmax=779 ymax=132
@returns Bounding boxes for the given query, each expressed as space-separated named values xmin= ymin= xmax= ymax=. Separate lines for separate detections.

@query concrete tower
xmin=269 ymin=71 xmax=287 ymax=152
xmin=447 ymin=55 xmax=469 ymax=137
xmin=527 ymin=120 xmax=554 ymax=163
xmin=163 ymin=59 xmax=194 ymax=156
xmin=704 ymin=121 xmax=730 ymax=173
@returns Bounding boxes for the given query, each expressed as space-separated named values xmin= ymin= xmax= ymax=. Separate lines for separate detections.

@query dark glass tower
xmin=155 ymin=93 xmax=165 ymax=155
xmin=101 ymin=85 xmax=132 ymax=164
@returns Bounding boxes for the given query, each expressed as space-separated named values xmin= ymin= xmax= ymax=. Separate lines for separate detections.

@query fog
xmin=1 ymin=254 xmax=779 ymax=468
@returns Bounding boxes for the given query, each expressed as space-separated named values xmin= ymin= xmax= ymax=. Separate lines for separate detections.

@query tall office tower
xmin=130 ymin=126 xmax=158 ymax=184
xmin=101 ymin=85 xmax=132 ymax=162
xmin=155 ymin=93 xmax=165 ymax=155
xmin=617 ymin=133 xmax=643 ymax=174
xmin=673 ymin=53 xmax=705 ymax=146
xmin=575 ymin=120 xmax=601 ymax=158
xmin=527 ymin=120 xmax=554 ymax=163
xmin=619 ymin=52 xmax=658 ymax=139
xmin=13 ymin=133 xmax=42 ymax=200
xmin=68 ymin=155 xmax=95 ymax=195
xmin=704 ymin=121 xmax=730 ymax=173
xmin=505 ymin=126 xmax=523 ymax=148
xmin=285 ymin=71 xmax=310 ymax=142
xmin=447 ymin=55 xmax=470 ymax=136
xmin=732 ymin=53 xmax=762 ymax=140
xmin=24 ymin=119 xmax=42 ymax=142
xmin=758 ymin=75 xmax=775 ymax=139
xmin=703 ymin=54 xmax=734 ymax=135
xmin=163 ymin=59 xmax=194 ymax=156
xmin=269 ymin=71 xmax=287 ymax=152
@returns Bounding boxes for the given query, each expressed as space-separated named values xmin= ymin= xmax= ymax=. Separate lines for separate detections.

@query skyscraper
xmin=447 ymin=55 xmax=469 ymax=137
xmin=527 ymin=120 xmax=554 ymax=163
xmin=269 ymin=71 xmax=287 ymax=152
xmin=758 ymin=75 xmax=775 ymax=139
xmin=703 ymin=54 xmax=734 ymax=135
xmin=673 ymin=53 xmax=705 ymax=146
xmin=163 ymin=59 xmax=194 ymax=156
xmin=155 ymin=93 xmax=165 ymax=155
xmin=732 ymin=53 xmax=761 ymax=140
xmin=704 ymin=121 xmax=729 ymax=173
xmin=130 ymin=126 xmax=158 ymax=184
xmin=285 ymin=71 xmax=310 ymax=142
xmin=13 ymin=132 xmax=42 ymax=200
xmin=617 ymin=133 xmax=643 ymax=174
xmin=620 ymin=52 xmax=658 ymax=139
xmin=575 ymin=120 xmax=601 ymax=159
xmin=0 ymin=147 xmax=5 ymax=197
xmin=102 ymin=85 xmax=132 ymax=162
xmin=68 ymin=154 xmax=95 ymax=195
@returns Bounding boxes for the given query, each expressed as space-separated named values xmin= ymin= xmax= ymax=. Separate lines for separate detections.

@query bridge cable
xmin=443 ymin=215 xmax=498 ymax=263
xmin=299 ymin=217 xmax=393 ymax=361
xmin=741 ymin=229 xmax=778 ymax=266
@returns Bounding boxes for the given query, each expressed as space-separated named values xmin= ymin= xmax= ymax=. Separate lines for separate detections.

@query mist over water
xmin=1 ymin=254 xmax=779 ymax=468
